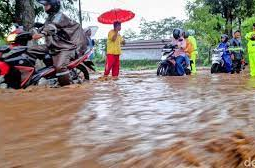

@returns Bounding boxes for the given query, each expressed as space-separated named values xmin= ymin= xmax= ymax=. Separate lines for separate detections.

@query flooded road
xmin=1 ymin=70 xmax=255 ymax=168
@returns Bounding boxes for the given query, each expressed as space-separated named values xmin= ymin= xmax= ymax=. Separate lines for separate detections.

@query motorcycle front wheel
xmin=211 ymin=63 xmax=220 ymax=74
xmin=71 ymin=64 xmax=90 ymax=83
xmin=157 ymin=64 xmax=168 ymax=76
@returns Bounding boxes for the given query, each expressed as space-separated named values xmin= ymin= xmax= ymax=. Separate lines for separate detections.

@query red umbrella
xmin=98 ymin=8 xmax=135 ymax=24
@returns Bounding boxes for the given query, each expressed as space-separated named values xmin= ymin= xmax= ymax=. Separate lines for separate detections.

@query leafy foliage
xmin=123 ymin=17 xmax=184 ymax=41
xmin=0 ymin=0 xmax=89 ymax=38
xmin=139 ymin=17 xmax=183 ymax=40
xmin=242 ymin=16 xmax=255 ymax=35
xmin=123 ymin=28 xmax=138 ymax=41
xmin=185 ymin=0 xmax=255 ymax=65
xmin=185 ymin=1 xmax=225 ymax=46
xmin=0 ymin=0 xmax=15 ymax=37
xmin=0 ymin=37 xmax=6 ymax=46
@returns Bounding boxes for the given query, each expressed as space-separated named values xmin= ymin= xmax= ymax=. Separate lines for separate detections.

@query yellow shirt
xmin=184 ymin=38 xmax=194 ymax=57
xmin=107 ymin=30 xmax=123 ymax=55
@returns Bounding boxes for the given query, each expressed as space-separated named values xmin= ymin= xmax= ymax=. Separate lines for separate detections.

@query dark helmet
xmin=221 ymin=34 xmax=229 ymax=43
xmin=183 ymin=31 xmax=190 ymax=39
xmin=37 ymin=0 xmax=61 ymax=15
xmin=173 ymin=28 xmax=183 ymax=40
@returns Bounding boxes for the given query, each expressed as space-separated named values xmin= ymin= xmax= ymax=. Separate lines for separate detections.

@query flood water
xmin=1 ymin=70 xmax=255 ymax=168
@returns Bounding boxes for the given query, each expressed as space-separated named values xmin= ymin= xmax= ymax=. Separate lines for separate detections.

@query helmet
xmin=183 ymin=31 xmax=190 ymax=39
xmin=37 ymin=0 xmax=61 ymax=15
xmin=173 ymin=28 xmax=183 ymax=40
xmin=221 ymin=34 xmax=229 ymax=43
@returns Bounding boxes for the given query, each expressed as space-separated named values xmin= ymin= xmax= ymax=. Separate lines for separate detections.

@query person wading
xmin=245 ymin=23 xmax=255 ymax=77
xmin=103 ymin=21 xmax=125 ymax=80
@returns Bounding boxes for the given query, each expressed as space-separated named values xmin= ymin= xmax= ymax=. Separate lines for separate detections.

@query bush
xmin=93 ymin=58 xmax=158 ymax=71
xmin=0 ymin=38 xmax=6 ymax=46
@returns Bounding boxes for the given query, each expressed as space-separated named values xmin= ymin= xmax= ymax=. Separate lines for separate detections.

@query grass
xmin=93 ymin=58 xmax=211 ymax=72
xmin=94 ymin=59 xmax=159 ymax=71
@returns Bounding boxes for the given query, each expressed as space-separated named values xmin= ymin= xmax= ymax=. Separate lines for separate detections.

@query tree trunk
xmin=238 ymin=17 xmax=242 ymax=31
xmin=230 ymin=16 xmax=233 ymax=36
xmin=78 ymin=0 xmax=82 ymax=26
xmin=15 ymin=0 xmax=35 ymax=31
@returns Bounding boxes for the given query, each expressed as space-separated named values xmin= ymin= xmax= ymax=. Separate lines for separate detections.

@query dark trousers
xmin=175 ymin=56 xmax=186 ymax=76
xmin=27 ymin=45 xmax=75 ymax=85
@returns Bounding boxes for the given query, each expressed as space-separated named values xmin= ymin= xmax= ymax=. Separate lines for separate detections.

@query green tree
xmin=139 ymin=17 xmax=184 ymax=40
xmin=203 ymin=0 xmax=255 ymax=34
xmin=15 ymin=0 xmax=36 ymax=31
xmin=185 ymin=0 xmax=225 ymax=45
xmin=123 ymin=28 xmax=138 ymax=41
xmin=0 ymin=0 xmax=88 ymax=38
xmin=185 ymin=0 xmax=225 ymax=65
xmin=242 ymin=16 xmax=255 ymax=35
xmin=0 ymin=0 xmax=15 ymax=37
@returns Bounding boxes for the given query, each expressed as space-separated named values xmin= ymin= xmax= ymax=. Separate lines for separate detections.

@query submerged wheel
xmin=157 ymin=64 xmax=168 ymax=76
xmin=157 ymin=65 xmax=164 ymax=76
xmin=71 ymin=64 xmax=89 ymax=83
xmin=211 ymin=63 xmax=220 ymax=74
xmin=185 ymin=68 xmax=191 ymax=75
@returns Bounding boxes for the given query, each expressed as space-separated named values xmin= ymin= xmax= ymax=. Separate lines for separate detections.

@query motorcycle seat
xmin=2 ymin=46 xmax=27 ymax=59
xmin=0 ymin=46 xmax=10 ymax=53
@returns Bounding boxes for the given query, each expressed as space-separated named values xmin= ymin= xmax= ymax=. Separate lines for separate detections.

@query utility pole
xmin=78 ymin=0 xmax=82 ymax=27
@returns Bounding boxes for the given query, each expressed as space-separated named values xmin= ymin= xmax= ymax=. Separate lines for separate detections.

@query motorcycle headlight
xmin=6 ymin=34 xmax=17 ymax=43
xmin=161 ymin=55 xmax=167 ymax=61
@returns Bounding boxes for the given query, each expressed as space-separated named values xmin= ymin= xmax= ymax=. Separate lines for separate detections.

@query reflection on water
xmin=1 ymin=70 xmax=255 ymax=168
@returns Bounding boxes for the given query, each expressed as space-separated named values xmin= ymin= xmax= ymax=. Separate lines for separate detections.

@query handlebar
xmin=34 ymin=22 xmax=44 ymax=29
xmin=163 ymin=44 xmax=178 ymax=50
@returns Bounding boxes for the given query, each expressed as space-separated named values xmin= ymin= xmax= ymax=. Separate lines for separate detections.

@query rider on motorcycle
xmin=27 ymin=0 xmax=87 ymax=86
xmin=218 ymin=34 xmax=232 ymax=73
xmin=171 ymin=28 xmax=190 ymax=76
xmin=229 ymin=30 xmax=244 ymax=73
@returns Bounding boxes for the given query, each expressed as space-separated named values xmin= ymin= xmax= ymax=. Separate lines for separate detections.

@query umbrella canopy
xmin=98 ymin=8 xmax=135 ymax=24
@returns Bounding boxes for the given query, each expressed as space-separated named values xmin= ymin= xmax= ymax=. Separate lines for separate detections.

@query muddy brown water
xmin=1 ymin=70 xmax=255 ymax=168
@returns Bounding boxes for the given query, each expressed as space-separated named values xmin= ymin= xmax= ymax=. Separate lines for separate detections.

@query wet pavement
xmin=1 ymin=69 xmax=255 ymax=168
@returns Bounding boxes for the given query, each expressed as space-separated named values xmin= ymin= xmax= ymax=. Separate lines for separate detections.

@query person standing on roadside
xmin=245 ymin=23 xmax=255 ymax=77
xmin=103 ymin=21 xmax=125 ymax=80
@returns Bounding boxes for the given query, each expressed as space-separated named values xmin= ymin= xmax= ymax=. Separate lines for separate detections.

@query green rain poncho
xmin=245 ymin=32 xmax=255 ymax=76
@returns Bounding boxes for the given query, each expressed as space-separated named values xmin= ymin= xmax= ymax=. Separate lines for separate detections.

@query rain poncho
xmin=245 ymin=32 xmax=255 ymax=76
xmin=218 ymin=42 xmax=232 ymax=73
xmin=27 ymin=11 xmax=87 ymax=85
xmin=188 ymin=36 xmax=198 ymax=73
xmin=42 ymin=12 xmax=87 ymax=56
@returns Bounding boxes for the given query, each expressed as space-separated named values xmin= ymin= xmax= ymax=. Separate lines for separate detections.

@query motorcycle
xmin=157 ymin=44 xmax=192 ymax=76
xmin=211 ymin=47 xmax=247 ymax=74
xmin=0 ymin=27 xmax=95 ymax=89
xmin=229 ymin=47 xmax=246 ymax=74
xmin=211 ymin=48 xmax=225 ymax=74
